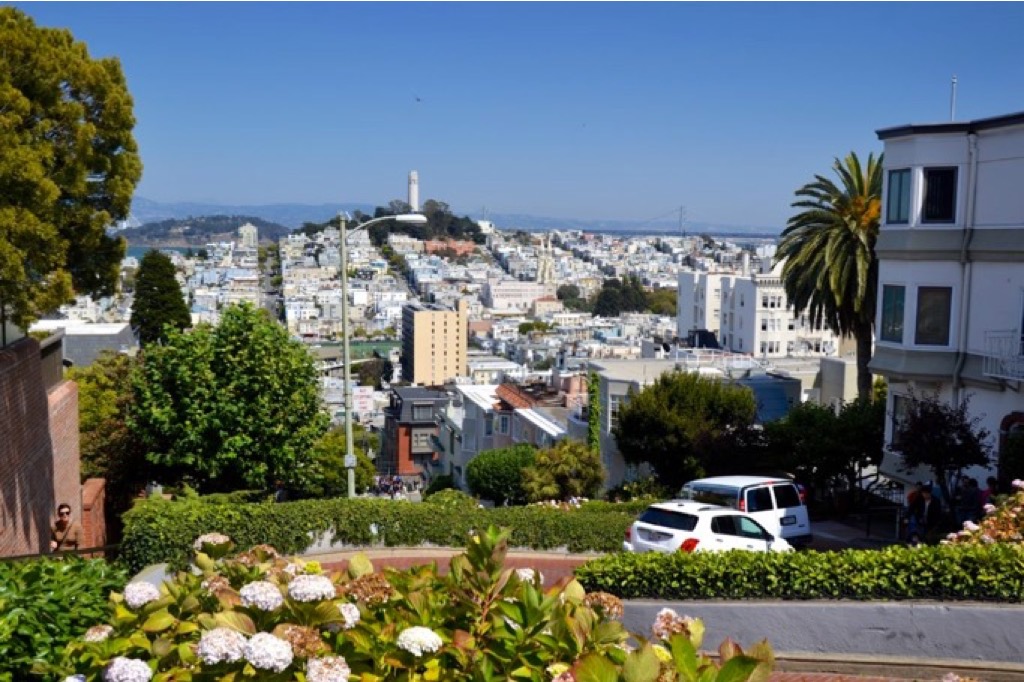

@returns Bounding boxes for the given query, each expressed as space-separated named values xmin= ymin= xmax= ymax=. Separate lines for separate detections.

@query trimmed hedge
xmin=120 ymin=496 xmax=636 ymax=573
xmin=575 ymin=544 xmax=1024 ymax=602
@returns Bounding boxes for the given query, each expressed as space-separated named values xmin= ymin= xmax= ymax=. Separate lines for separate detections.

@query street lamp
xmin=338 ymin=211 xmax=427 ymax=498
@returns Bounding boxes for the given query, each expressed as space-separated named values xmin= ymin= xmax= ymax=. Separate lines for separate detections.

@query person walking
xmin=50 ymin=503 xmax=83 ymax=553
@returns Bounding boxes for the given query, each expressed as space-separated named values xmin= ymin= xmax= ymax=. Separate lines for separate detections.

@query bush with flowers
xmin=942 ymin=479 xmax=1024 ymax=546
xmin=44 ymin=526 xmax=774 ymax=681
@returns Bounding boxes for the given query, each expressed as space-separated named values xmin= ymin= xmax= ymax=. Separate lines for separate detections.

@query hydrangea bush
xmin=944 ymin=479 xmax=1024 ymax=545
xmin=46 ymin=527 xmax=773 ymax=681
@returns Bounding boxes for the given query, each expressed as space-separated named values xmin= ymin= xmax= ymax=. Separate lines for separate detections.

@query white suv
xmin=623 ymin=500 xmax=793 ymax=554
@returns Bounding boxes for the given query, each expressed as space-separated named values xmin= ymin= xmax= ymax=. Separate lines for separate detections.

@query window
xmin=637 ymin=508 xmax=698 ymax=531
xmin=880 ymin=285 xmax=905 ymax=343
xmin=887 ymin=169 xmax=911 ymax=224
xmin=745 ymin=487 xmax=773 ymax=512
xmin=772 ymin=484 xmax=802 ymax=508
xmin=710 ymin=516 xmax=737 ymax=536
xmin=412 ymin=403 xmax=433 ymax=421
xmin=761 ymin=319 xmax=767 ymax=331
xmin=609 ymin=394 xmax=623 ymax=430
xmin=891 ymin=395 xmax=909 ymax=448
xmin=484 ymin=415 xmax=493 ymax=436
xmin=498 ymin=415 xmax=509 ymax=434
xmin=922 ymin=167 xmax=957 ymax=223
xmin=915 ymin=286 xmax=952 ymax=345
xmin=736 ymin=516 xmax=768 ymax=540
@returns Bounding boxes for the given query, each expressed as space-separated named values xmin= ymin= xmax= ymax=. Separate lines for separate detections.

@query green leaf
xmin=572 ymin=654 xmax=619 ymax=682
xmin=214 ymin=611 xmax=257 ymax=635
xmin=714 ymin=656 xmax=760 ymax=682
xmin=142 ymin=609 xmax=176 ymax=633
xmin=347 ymin=553 xmax=374 ymax=579
xmin=623 ymin=645 xmax=661 ymax=682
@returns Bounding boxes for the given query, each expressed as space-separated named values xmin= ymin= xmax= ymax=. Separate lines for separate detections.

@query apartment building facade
xmin=872 ymin=110 xmax=1024 ymax=485
xmin=400 ymin=300 xmax=468 ymax=386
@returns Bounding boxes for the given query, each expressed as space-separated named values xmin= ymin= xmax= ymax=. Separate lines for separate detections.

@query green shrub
xmin=605 ymin=477 xmax=672 ymax=502
xmin=466 ymin=444 xmax=536 ymax=505
xmin=0 ymin=557 xmax=128 ymax=678
xmin=423 ymin=474 xmax=457 ymax=496
xmin=119 ymin=496 xmax=636 ymax=573
xmin=47 ymin=527 xmax=774 ymax=681
xmin=422 ymin=488 xmax=478 ymax=512
xmin=575 ymin=544 xmax=1024 ymax=602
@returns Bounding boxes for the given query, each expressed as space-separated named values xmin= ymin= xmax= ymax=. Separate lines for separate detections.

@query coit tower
xmin=408 ymin=171 xmax=419 ymax=211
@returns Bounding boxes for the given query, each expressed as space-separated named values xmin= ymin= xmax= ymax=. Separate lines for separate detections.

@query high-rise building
xmin=408 ymin=170 xmax=420 ymax=211
xmin=400 ymin=299 xmax=468 ymax=385
xmin=238 ymin=222 xmax=258 ymax=249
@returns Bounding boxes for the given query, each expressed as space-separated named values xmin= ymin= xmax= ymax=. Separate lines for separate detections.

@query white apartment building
xmin=238 ymin=223 xmax=258 ymax=249
xmin=677 ymin=270 xmax=730 ymax=338
xmin=482 ymin=277 xmax=556 ymax=313
xmin=872 ymin=110 xmax=1024 ymax=486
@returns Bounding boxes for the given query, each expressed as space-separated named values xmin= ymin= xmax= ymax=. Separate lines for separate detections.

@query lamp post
xmin=338 ymin=211 xmax=427 ymax=497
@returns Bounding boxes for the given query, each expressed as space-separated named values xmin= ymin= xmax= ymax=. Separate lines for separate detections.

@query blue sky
xmin=11 ymin=2 xmax=1024 ymax=229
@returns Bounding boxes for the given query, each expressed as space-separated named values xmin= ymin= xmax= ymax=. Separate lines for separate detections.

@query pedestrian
xmin=50 ymin=503 xmax=83 ymax=553
xmin=955 ymin=477 xmax=981 ymax=525
xmin=909 ymin=486 xmax=944 ymax=545
xmin=980 ymin=476 xmax=999 ymax=507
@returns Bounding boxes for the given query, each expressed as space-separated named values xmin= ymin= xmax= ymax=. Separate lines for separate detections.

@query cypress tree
xmin=131 ymin=250 xmax=191 ymax=345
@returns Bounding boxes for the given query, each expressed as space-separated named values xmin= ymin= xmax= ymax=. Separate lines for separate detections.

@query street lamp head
xmin=394 ymin=213 xmax=428 ymax=224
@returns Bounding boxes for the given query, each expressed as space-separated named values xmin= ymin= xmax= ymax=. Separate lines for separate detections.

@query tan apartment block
xmin=400 ymin=300 xmax=468 ymax=386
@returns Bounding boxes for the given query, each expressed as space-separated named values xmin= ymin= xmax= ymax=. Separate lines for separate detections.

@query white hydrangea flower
xmin=193 ymin=532 xmax=232 ymax=551
xmin=515 ymin=568 xmax=544 ymax=584
xmin=396 ymin=626 xmax=443 ymax=657
xmin=283 ymin=562 xmax=303 ymax=577
xmin=103 ymin=657 xmax=153 ymax=682
xmin=84 ymin=624 xmax=114 ymax=642
xmin=197 ymin=627 xmax=248 ymax=665
xmin=123 ymin=582 xmax=161 ymax=610
xmin=306 ymin=655 xmax=352 ymax=682
xmin=244 ymin=632 xmax=294 ymax=672
xmin=63 ymin=676 xmax=86 ymax=682
xmin=288 ymin=574 xmax=336 ymax=602
xmin=963 ymin=520 xmax=980 ymax=532
xmin=984 ymin=503 xmax=997 ymax=514
xmin=339 ymin=602 xmax=360 ymax=629
xmin=240 ymin=581 xmax=284 ymax=611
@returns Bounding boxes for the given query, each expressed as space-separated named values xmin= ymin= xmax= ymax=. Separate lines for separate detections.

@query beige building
xmin=400 ymin=300 xmax=468 ymax=386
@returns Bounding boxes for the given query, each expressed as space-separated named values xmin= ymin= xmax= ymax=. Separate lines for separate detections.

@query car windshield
xmin=637 ymin=508 xmax=699 ymax=531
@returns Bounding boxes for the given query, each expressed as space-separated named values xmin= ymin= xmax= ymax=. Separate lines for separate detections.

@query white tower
xmin=408 ymin=170 xmax=420 ymax=211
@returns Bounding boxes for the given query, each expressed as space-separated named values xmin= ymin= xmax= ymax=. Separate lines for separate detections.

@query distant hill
xmin=121 ymin=215 xmax=291 ymax=245
xmin=128 ymin=197 xmax=779 ymax=237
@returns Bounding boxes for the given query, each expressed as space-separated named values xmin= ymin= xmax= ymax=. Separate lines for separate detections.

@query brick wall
xmin=0 ymin=337 xmax=82 ymax=557
xmin=81 ymin=478 xmax=106 ymax=553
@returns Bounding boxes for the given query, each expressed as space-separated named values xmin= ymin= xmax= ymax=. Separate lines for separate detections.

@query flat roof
xmin=30 ymin=321 xmax=130 ymax=335
xmin=516 ymin=407 xmax=566 ymax=437
xmin=457 ymin=384 xmax=499 ymax=411
xmin=877 ymin=109 xmax=1024 ymax=140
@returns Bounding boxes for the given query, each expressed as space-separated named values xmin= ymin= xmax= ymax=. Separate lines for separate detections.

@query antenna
xmin=950 ymin=75 xmax=957 ymax=121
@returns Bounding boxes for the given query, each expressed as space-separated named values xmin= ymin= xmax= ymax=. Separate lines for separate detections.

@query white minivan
xmin=678 ymin=476 xmax=812 ymax=548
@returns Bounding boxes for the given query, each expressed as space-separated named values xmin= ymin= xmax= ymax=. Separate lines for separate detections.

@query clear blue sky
xmin=11 ymin=2 xmax=1024 ymax=229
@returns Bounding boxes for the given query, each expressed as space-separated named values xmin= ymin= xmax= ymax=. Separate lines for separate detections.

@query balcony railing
xmin=982 ymin=329 xmax=1024 ymax=381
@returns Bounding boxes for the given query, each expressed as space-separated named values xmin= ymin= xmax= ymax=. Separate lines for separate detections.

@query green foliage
xmin=646 ymin=288 xmax=678 ymax=316
xmin=892 ymin=392 xmax=993 ymax=504
xmin=576 ymin=544 xmax=1024 ymax=602
xmin=356 ymin=355 xmax=394 ymax=389
xmin=613 ymin=372 xmax=757 ymax=489
xmin=424 ymin=474 xmax=458 ymax=496
xmin=523 ymin=440 xmax=606 ymax=502
xmin=0 ymin=556 xmax=127 ymax=678
xmin=592 ymin=276 xmax=649 ymax=318
xmin=130 ymin=303 xmax=330 ymax=493
xmin=124 ymin=215 xmax=289 ymax=244
xmin=466 ymin=444 xmax=538 ymax=505
xmin=518 ymin=320 xmax=553 ymax=335
xmin=776 ymin=152 xmax=882 ymax=399
xmin=423 ymin=488 xmax=478 ymax=512
xmin=587 ymin=371 xmax=602 ymax=453
xmin=556 ymin=284 xmax=581 ymax=301
xmin=130 ymin=250 xmax=191 ymax=345
xmin=294 ymin=427 xmax=377 ymax=499
xmin=47 ymin=526 xmax=773 ymax=681
xmin=604 ymin=478 xmax=672 ymax=502
xmin=117 ymin=496 xmax=637 ymax=573
xmin=363 ymin=198 xmax=485 ymax=246
xmin=0 ymin=8 xmax=142 ymax=328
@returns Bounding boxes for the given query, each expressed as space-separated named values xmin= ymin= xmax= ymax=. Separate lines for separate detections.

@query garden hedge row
xmin=119 ymin=497 xmax=638 ymax=572
xmin=575 ymin=543 xmax=1024 ymax=602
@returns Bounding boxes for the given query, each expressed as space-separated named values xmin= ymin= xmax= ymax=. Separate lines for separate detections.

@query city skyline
xmin=12 ymin=2 xmax=1024 ymax=229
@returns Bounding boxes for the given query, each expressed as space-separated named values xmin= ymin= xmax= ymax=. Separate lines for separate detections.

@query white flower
xmin=984 ymin=503 xmax=997 ymax=514
xmin=193 ymin=532 xmax=232 ymax=551
xmin=288 ymin=574 xmax=336 ymax=602
xmin=339 ymin=602 xmax=360 ymax=629
xmin=244 ymin=632 xmax=294 ymax=672
xmin=396 ymin=626 xmax=443 ymax=657
xmin=1012 ymin=479 xmax=1024 ymax=490
xmin=306 ymin=655 xmax=352 ymax=682
xmin=283 ymin=562 xmax=303 ymax=577
xmin=84 ymin=624 xmax=114 ymax=642
xmin=64 ymin=676 xmax=87 ymax=682
xmin=652 ymin=607 xmax=697 ymax=641
xmin=104 ymin=657 xmax=153 ymax=682
xmin=123 ymin=582 xmax=161 ymax=610
xmin=515 ymin=568 xmax=544 ymax=584
xmin=240 ymin=581 xmax=284 ymax=611
xmin=197 ymin=627 xmax=248 ymax=665
xmin=963 ymin=521 xmax=980 ymax=532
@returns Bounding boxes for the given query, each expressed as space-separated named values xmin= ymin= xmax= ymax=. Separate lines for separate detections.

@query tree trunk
xmin=855 ymin=321 xmax=874 ymax=401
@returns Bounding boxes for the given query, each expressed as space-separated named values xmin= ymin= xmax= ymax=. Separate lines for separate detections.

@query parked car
xmin=678 ymin=476 xmax=812 ymax=548
xmin=623 ymin=500 xmax=793 ymax=554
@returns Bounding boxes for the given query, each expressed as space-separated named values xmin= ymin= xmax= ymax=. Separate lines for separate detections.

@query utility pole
xmin=950 ymin=75 xmax=958 ymax=122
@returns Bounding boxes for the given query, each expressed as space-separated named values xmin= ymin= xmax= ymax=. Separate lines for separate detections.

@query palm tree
xmin=776 ymin=152 xmax=883 ymax=399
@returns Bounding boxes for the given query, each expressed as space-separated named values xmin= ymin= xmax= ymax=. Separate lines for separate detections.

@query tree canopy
xmin=0 ymin=8 xmax=142 ymax=327
xmin=465 ymin=444 xmax=537 ymax=506
xmin=129 ymin=303 xmax=330 ymax=493
xmin=613 ymin=371 xmax=758 ymax=489
xmin=777 ymin=152 xmax=882 ymax=398
xmin=130 ymin=250 xmax=191 ymax=345
xmin=522 ymin=440 xmax=605 ymax=502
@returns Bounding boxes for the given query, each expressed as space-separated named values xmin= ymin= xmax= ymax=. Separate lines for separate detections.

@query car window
xmin=746 ymin=487 xmax=773 ymax=512
xmin=638 ymin=508 xmax=698 ymax=531
xmin=710 ymin=515 xmax=737 ymax=536
xmin=773 ymin=483 xmax=801 ymax=508
xmin=684 ymin=486 xmax=738 ymax=509
xmin=736 ymin=516 xmax=768 ymax=540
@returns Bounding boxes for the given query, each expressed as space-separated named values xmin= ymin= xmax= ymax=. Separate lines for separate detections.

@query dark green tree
xmin=776 ymin=152 xmax=882 ymax=399
xmin=891 ymin=392 xmax=992 ymax=505
xmin=131 ymin=250 xmax=191 ymax=345
xmin=522 ymin=440 xmax=605 ymax=502
xmin=357 ymin=355 xmax=394 ymax=390
xmin=613 ymin=371 xmax=758 ymax=489
xmin=465 ymin=444 xmax=537 ymax=506
xmin=130 ymin=303 xmax=330 ymax=493
xmin=294 ymin=426 xmax=376 ymax=498
xmin=0 ymin=8 xmax=142 ymax=328
xmin=556 ymin=284 xmax=580 ymax=301
xmin=646 ymin=288 xmax=678 ymax=316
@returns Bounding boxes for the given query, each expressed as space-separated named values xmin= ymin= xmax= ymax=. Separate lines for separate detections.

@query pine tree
xmin=131 ymin=250 xmax=191 ymax=345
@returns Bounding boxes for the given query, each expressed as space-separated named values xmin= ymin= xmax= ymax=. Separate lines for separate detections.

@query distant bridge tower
xmin=408 ymin=170 xmax=420 ymax=211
